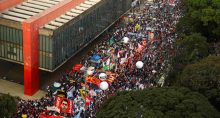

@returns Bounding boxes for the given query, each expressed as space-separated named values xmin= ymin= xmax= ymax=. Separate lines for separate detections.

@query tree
xmin=177 ymin=0 xmax=220 ymax=41
xmin=165 ymin=33 xmax=208 ymax=85
xmin=97 ymin=87 xmax=220 ymax=118
xmin=0 ymin=94 xmax=17 ymax=118
xmin=177 ymin=56 xmax=220 ymax=111
xmin=175 ymin=33 xmax=208 ymax=64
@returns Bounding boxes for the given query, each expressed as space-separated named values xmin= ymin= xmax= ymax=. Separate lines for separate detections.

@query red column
xmin=22 ymin=0 xmax=85 ymax=96
xmin=0 ymin=0 xmax=23 ymax=11
xmin=23 ymin=22 xmax=39 ymax=95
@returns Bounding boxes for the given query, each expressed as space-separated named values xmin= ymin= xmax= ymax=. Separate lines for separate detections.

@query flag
xmin=79 ymin=88 xmax=87 ymax=99
xmin=103 ymin=58 xmax=115 ymax=71
xmin=54 ymin=96 xmax=73 ymax=114
xmin=135 ymin=23 xmax=141 ymax=31
xmin=72 ymin=64 xmax=83 ymax=72
xmin=85 ymin=96 xmax=93 ymax=106
xmin=106 ymin=72 xmax=116 ymax=83
xmin=109 ymin=37 xmax=115 ymax=45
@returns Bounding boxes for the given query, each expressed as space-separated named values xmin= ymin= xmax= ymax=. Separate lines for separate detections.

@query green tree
xmin=97 ymin=87 xmax=220 ymax=118
xmin=165 ymin=33 xmax=208 ymax=85
xmin=177 ymin=0 xmax=220 ymax=41
xmin=177 ymin=56 xmax=220 ymax=111
xmin=0 ymin=94 xmax=17 ymax=118
xmin=175 ymin=33 xmax=208 ymax=64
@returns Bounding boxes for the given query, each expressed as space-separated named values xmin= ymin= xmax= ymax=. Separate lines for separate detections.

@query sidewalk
xmin=0 ymin=79 xmax=46 ymax=100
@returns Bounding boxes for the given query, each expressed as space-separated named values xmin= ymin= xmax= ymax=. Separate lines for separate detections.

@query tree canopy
xmin=177 ymin=56 xmax=220 ymax=111
xmin=175 ymin=33 xmax=208 ymax=64
xmin=165 ymin=33 xmax=208 ymax=85
xmin=0 ymin=94 xmax=17 ymax=118
xmin=177 ymin=0 xmax=220 ymax=41
xmin=97 ymin=87 xmax=220 ymax=118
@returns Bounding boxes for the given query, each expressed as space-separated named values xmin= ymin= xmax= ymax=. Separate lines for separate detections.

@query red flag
xmin=72 ymin=64 xmax=83 ymax=72
xmin=85 ymin=96 xmax=93 ymax=106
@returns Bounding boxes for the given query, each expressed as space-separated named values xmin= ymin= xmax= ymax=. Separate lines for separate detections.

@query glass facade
xmin=52 ymin=0 xmax=132 ymax=71
xmin=0 ymin=25 xmax=23 ymax=63
xmin=0 ymin=0 xmax=132 ymax=71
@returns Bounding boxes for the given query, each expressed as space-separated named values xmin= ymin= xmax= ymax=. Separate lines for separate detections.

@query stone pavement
xmin=0 ymin=79 xmax=46 ymax=100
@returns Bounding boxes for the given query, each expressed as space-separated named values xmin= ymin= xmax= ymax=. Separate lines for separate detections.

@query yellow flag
xmin=135 ymin=23 xmax=141 ymax=30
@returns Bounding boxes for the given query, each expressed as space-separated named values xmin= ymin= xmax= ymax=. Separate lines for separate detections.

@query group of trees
xmin=177 ymin=0 xmax=220 ymax=42
xmin=170 ymin=0 xmax=220 ymax=112
xmin=177 ymin=56 xmax=220 ymax=111
xmin=97 ymin=0 xmax=220 ymax=117
xmin=97 ymin=87 xmax=220 ymax=118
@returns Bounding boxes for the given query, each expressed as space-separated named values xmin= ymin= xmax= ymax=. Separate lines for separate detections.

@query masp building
xmin=0 ymin=0 xmax=132 ymax=95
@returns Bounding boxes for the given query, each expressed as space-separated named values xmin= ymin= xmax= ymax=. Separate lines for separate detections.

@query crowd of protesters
xmin=14 ymin=0 xmax=182 ymax=118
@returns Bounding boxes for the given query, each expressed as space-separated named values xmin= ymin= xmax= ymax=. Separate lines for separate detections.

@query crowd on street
xmin=14 ymin=0 xmax=182 ymax=118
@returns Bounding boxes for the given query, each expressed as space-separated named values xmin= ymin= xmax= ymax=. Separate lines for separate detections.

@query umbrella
xmin=54 ymin=82 xmax=61 ymax=88
xmin=91 ymin=55 xmax=101 ymax=61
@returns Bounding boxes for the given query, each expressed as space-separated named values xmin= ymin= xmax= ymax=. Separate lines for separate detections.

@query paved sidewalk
xmin=0 ymin=79 xmax=46 ymax=100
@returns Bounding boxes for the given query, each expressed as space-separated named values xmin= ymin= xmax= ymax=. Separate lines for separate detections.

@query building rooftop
xmin=43 ymin=0 xmax=101 ymax=30
xmin=0 ymin=0 xmax=65 ymax=22
xmin=0 ymin=0 xmax=101 ymax=31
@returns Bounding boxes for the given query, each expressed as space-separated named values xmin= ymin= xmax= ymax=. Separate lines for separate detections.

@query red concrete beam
xmin=0 ymin=0 xmax=23 ymax=11
xmin=22 ymin=0 xmax=85 ymax=96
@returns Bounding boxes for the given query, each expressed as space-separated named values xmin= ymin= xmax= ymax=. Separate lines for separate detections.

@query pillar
xmin=22 ymin=0 xmax=85 ymax=96
xmin=23 ymin=22 xmax=39 ymax=95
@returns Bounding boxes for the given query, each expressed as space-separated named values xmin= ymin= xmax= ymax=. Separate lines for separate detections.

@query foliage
xmin=0 ymin=94 xmax=17 ymax=118
xmin=175 ymin=33 xmax=208 ymax=64
xmin=177 ymin=0 xmax=220 ymax=41
xmin=177 ymin=56 xmax=220 ymax=111
xmin=165 ymin=33 xmax=208 ymax=85
xmin=97 ymin=87 xmax=220 ymax=118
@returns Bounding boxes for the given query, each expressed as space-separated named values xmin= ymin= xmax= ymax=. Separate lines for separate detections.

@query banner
xmin=54 ymin=96 xmax=73 ymax=114
xmin=86 ymin=76 xmax=102 ymax=85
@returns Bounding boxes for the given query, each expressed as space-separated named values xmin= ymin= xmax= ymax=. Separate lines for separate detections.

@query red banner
xmin=54 ymin=96 xmax=73 ymax=114
xmin=86 ymin=76 xmax=102 ymax=85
